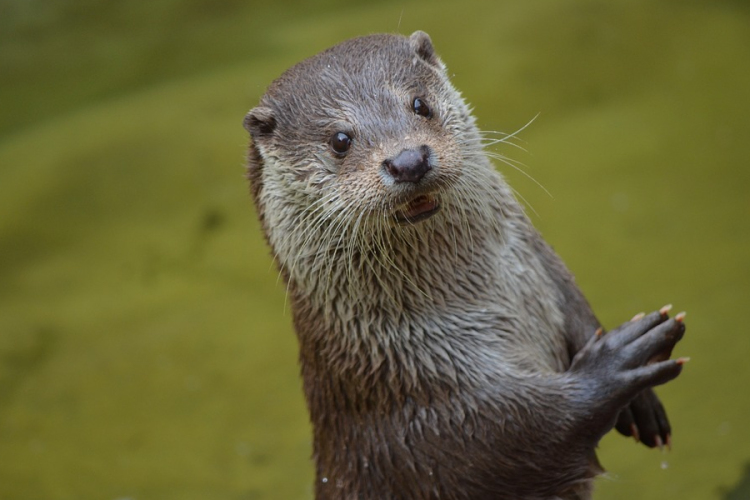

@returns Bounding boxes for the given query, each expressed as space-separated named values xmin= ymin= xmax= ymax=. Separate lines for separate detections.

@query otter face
xmin=245 ymin=31 xmax=494 ymax=288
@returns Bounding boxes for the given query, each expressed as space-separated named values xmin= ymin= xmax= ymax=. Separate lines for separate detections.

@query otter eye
xmin=412 ymin=97 xmax=432 ymax=118
xmin=330 ymin=132 xmax=352 ymax=155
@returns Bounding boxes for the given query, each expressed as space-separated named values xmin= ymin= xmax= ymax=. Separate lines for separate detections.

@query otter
xmin=243 ymin=31 xmax=687 ymax=500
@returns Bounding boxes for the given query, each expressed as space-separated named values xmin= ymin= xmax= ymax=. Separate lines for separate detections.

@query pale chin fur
xmin=264 ymin=153 xmax=501 ymax=298
xmin=261 ymin=143 xmax=567 ymax=380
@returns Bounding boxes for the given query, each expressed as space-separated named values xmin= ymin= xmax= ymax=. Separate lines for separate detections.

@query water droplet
xmin=234 ymin=442 xmax=250 ymax=457
xmin=717 ymin=421 xmax=731 ymax=436
xmin=611 ymin=192 xmax=630 ymax=213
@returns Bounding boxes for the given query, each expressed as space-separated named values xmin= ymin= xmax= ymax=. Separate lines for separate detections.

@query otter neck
xmin=286 ymin=167 xmax=565 ymax=406
xmin=293 ymin=178 xmax=517 ymax=317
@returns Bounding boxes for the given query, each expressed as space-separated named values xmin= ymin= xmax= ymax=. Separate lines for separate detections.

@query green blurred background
xmin=1 ymin=0 xmax=748 ymax=498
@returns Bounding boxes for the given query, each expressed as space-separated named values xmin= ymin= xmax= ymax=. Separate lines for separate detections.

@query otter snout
xmin=383 ymin=146 xmax=432 ymax=184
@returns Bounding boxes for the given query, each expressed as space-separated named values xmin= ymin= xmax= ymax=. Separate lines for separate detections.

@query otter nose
xmin=383 ymin=147 xmax=431 ymax=183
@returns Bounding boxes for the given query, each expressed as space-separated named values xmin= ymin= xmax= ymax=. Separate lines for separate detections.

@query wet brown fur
xmin=244 ymin=31 xmax=684 ymax=500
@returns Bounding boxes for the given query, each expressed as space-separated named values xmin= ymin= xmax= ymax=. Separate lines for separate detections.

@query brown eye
xmin=330 ymin=132 xmax=352 ymax=155
xmin=412 ymin=97 xmax=432 ymax=118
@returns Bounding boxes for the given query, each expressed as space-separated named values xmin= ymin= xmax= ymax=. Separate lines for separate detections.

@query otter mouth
xmin=394 ymin=194 xmax=441 ymax=225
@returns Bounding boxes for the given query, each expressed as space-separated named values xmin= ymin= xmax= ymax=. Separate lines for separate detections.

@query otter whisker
xmin=482 ymin=149 xmax=528 ymax=169
xmin=345 ymin=202 xmax=371 ymax=295
xmin=444 ymin=186 xmax=460 ymax=265
xmin=371 ymin=217 xmax=411 ymax=292
xmin=485 ymin=151 xmax=552 ymax=200
xmin=301 ymin=208 xmax=341 ymax=302
xmin=509 ymin=185 xmax=541 ymax=219
xmin=283 ymin=190 xmax=343 ymax=296
xmin=466 ymin=135 xmax=528 ymax=153
xmin=483 ymin=113 xmax=539 ymax=144
xmin=449 ymin=177 xmax=477 ymax=261
xmin=359 ymin=216 xmax=400 ymax=305
xmin=319 ymin=200 xmax=359 ymax=304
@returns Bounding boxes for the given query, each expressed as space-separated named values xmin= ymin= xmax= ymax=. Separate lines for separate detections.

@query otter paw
xmin=570 ymin=309 xmax=687 ymax=418
xmin=615 ymin=388 xmax=673 ymax=449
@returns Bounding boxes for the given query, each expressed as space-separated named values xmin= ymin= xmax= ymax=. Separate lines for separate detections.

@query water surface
xmin=1 ymin=1 xmax=748 ymax=498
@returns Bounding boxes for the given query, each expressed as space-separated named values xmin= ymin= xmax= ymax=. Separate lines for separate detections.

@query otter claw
xmin=572 ymin=309 xmax=686 ymax=446
xmin=631 ymin=423 xmax=640 ymax=443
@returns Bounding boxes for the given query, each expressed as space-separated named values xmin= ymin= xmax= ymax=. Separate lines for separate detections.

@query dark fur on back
xmin=244 ymin=31 xmax=685 ymax=500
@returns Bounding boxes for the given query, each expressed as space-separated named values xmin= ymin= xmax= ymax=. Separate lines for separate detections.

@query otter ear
xmin=409 ymin=31 xmax=440 ymax=68
xmin=244 ymin=106 xmax=277 ymax=138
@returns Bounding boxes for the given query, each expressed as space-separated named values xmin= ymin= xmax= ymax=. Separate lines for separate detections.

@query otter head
xmin=245 ymin=31 xmax=497 ymax=295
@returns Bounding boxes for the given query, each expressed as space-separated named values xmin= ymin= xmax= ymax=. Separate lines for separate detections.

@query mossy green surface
xmin=1 ymin=0 xmax=749 ymax=498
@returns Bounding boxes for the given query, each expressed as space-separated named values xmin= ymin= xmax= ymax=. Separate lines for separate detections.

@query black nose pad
xmin=383 ymin=147 xmax=431 ymax=183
